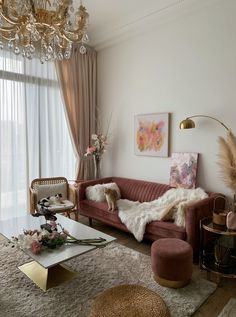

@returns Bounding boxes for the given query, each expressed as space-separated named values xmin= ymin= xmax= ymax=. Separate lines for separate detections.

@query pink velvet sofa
xmin=78 ymin=177 xmax=225 ymax=257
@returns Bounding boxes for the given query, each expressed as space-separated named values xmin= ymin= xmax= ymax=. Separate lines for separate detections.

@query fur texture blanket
xmin=117 ymin=187 xmax=208 ymax=242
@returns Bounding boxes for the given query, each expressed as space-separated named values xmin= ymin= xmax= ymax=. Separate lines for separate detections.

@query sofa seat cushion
xmin=146 ymin=221 xmax=186 ymax=240
xmin=80 ymin=199 xmax=186 ymax=241
xmin=80 ymin=200 xmax=121 ymax=225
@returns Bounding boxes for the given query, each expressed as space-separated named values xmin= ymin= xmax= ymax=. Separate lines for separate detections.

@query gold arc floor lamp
xmin=179 ymin=114 xmax=236 ymax=205
xmin=179 ymin=115 xmax=230 ymax=132
xmin=179 ymin=114 xmax=236 ymax=264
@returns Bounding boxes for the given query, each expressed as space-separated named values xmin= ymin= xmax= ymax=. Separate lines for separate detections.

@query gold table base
xmin=18 ymin=261 xmax=79 ymax=291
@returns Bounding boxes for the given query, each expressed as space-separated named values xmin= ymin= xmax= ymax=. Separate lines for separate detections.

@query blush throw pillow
xmin=86 ymin=183 xmax=121 ymax=202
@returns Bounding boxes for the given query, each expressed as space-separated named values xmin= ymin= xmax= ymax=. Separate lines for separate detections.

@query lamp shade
xmin=179 ymin=118 xmax=195 ymax=129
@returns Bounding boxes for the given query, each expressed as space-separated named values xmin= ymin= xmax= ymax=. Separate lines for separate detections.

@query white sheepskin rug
xmin=117 ymin=187 xmax=208 ymax=242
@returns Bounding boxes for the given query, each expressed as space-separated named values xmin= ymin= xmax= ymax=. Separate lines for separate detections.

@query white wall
xmin=97 ymin=0 xmax=236 ymax=197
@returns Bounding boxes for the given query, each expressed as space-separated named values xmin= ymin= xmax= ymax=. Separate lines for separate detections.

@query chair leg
xmin=89 ymin=218 xmax=93 ymax=227
xmin=74 ymin=210 xmax=79 ymax=222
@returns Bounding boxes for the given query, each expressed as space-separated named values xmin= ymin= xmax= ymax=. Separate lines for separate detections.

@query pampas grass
xmin=218 ymin=131 xmax=236 ymax=194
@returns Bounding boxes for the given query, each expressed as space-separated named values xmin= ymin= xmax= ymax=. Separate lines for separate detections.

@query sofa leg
xmin=89 ymin=218 xmax=93 ymax=227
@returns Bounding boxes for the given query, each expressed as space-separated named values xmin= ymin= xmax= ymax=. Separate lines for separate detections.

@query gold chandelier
xmin=0 ymin=0 xmax=89 ymax=62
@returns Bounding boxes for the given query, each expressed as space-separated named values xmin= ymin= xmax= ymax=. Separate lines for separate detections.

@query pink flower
xmin=31 ymin=240 xmax=42 ymax=254
xmin=50 ymin=221 xmax=57 ymax=231
xmin=61 ymin=233 xmax=67 ymax=241
xmin=63 ymin=229 xmax=70 ymax=235
xmin=50 ymin=231 xmax=60 ymax=239
xmin=86 ymin=146 xmax=96 ymax=155
xmin=91 ymin=134 xmax=98 ymax=140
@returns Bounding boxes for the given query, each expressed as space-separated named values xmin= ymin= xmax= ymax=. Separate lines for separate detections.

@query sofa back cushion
xmin=112 ymin=177 xmax=171 ymax=202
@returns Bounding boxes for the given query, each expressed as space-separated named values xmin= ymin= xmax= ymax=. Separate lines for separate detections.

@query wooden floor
xmin=77 ymin=215 xmax=236 ymax=317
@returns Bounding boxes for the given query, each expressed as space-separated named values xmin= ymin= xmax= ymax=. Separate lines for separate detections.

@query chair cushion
xmin=36 ymin=183 xmax=67 ymax=201
xmin=37 ymin=199 xmax=74 ymax=212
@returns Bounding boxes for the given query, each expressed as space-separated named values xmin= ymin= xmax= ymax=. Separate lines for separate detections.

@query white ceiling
xmin=83 ymin=0 xmax=187 ymax=48
xmin=80 ymin=0 xmax=215 ymax=50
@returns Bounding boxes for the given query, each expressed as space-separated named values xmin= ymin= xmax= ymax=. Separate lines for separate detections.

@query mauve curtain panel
xmin=55 ymin=48 xmax=97 ymax=180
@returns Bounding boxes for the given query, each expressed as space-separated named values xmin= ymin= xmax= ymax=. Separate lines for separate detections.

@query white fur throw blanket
xmin=117 ymin=187 xmax=208 ymax=242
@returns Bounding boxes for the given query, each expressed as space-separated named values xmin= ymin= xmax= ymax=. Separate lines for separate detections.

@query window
xmin=0 ymin=50 xmax=76 ymax=220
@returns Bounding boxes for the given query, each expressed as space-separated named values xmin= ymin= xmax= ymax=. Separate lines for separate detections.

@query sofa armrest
xmin=185 ymin=193 xmax=225 ymax=257
xmin=77 ymin=177 xmax=113 ymax=203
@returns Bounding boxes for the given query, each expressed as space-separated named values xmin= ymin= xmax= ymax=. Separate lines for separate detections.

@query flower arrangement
xmin=85 ymin=133 xmax=108 ymax=179
xmin=12 ymin=221 xmax=106 ymax=255
xmin=84 ymin=112 xmax=112 ymax=179
xmin=85 ymin=133 xmax=108 ymax=159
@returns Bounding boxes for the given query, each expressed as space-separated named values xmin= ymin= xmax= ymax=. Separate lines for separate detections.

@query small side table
xmin=200 ymin=217 xmax=236 ymax=283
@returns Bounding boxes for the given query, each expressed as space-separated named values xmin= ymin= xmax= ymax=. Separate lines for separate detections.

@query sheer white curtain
xmin=0 ymin=50 xmax=76 ymax=220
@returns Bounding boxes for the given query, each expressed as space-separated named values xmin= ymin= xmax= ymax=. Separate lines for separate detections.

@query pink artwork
xmin=169 ymin=152 xmax=199 ymax=189
xmin=134 ymin=113 xmax=169 ymax=157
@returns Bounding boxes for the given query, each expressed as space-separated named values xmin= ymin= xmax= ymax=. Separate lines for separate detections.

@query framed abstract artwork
xmin=169 ymin=152 xmax=199 ymax=189
xmin=134 ymin=113 xmax=169 ymax=157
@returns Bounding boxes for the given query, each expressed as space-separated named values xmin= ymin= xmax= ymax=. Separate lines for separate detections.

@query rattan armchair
xmin=29 ymin=177 xmax=78 ymax=221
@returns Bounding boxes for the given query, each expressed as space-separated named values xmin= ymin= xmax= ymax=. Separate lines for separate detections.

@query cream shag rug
xmin=218 ymin=298 xmax=236 ymax=317
xmin=0 ymin=236 xmax=216 ymax=317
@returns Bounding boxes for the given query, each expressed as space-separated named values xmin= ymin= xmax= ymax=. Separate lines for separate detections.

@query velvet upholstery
xmin=151 ymin=238 xmax=193 ymax=281
xmin=77 ymin=177 xmax=225 ymax=257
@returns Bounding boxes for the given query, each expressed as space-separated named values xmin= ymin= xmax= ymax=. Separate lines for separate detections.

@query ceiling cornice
xmin=91 ymin=0 xmax=221 ymax=51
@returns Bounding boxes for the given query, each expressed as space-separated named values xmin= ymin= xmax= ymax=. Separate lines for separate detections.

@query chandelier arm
xmin=0 ymin=26 xmax=18 ymax=32
xmin=34 ymin=22 xmax=54 ymax=28
xmin=62 ymin=27 xmax=87 ymax=38
xmin=187 ymin=115 xmax=230 ymax=131
xmin=61 ymin=31 xmax=82 ymax=43
xmin=34 ymin=23 xmax=58 ymax=37
xmin=0 ymin=12 xmax=21 ymax=26
xmin=0 ymin=33 xmax=17 ymax=41
xmin=34 ymin=22 xmax=63 ymax=29
xmin=57 ymin=42 xmax=69 ymax=49
xmin=65 ymin=25 xmax=86 ymax=33
xmin=63 ymin=30 xmax=80 ymax=37
xmin=60 ymin=32 xmax=74 ymax=42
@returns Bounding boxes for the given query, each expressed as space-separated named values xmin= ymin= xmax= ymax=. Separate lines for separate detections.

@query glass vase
xmin=214 ymin=243 xmax=230 ymax=267
xmin=93 ymin=156 xmax=101 ymax=179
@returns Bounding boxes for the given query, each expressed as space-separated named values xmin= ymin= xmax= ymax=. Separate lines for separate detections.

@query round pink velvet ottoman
xmin=151 ymin=238 xmax=193 ymax=288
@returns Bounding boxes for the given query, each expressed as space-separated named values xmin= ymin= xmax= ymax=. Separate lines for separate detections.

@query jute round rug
xmin=0 ymin=236 xmax=216 ymax=317
xmin=89 ymin=284 xmax=170 ymax=317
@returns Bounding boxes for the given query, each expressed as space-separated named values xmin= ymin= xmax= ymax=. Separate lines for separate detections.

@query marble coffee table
xmin=0 ymin=214 xmax=116 ymax=291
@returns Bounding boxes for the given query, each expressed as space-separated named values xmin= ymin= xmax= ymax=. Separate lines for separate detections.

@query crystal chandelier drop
xmin=0 ymin=0 xmax=89 ymax=62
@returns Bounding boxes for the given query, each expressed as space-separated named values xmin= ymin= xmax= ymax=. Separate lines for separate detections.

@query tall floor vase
xmin=93 ymin=156 xmax=101 ymax=179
